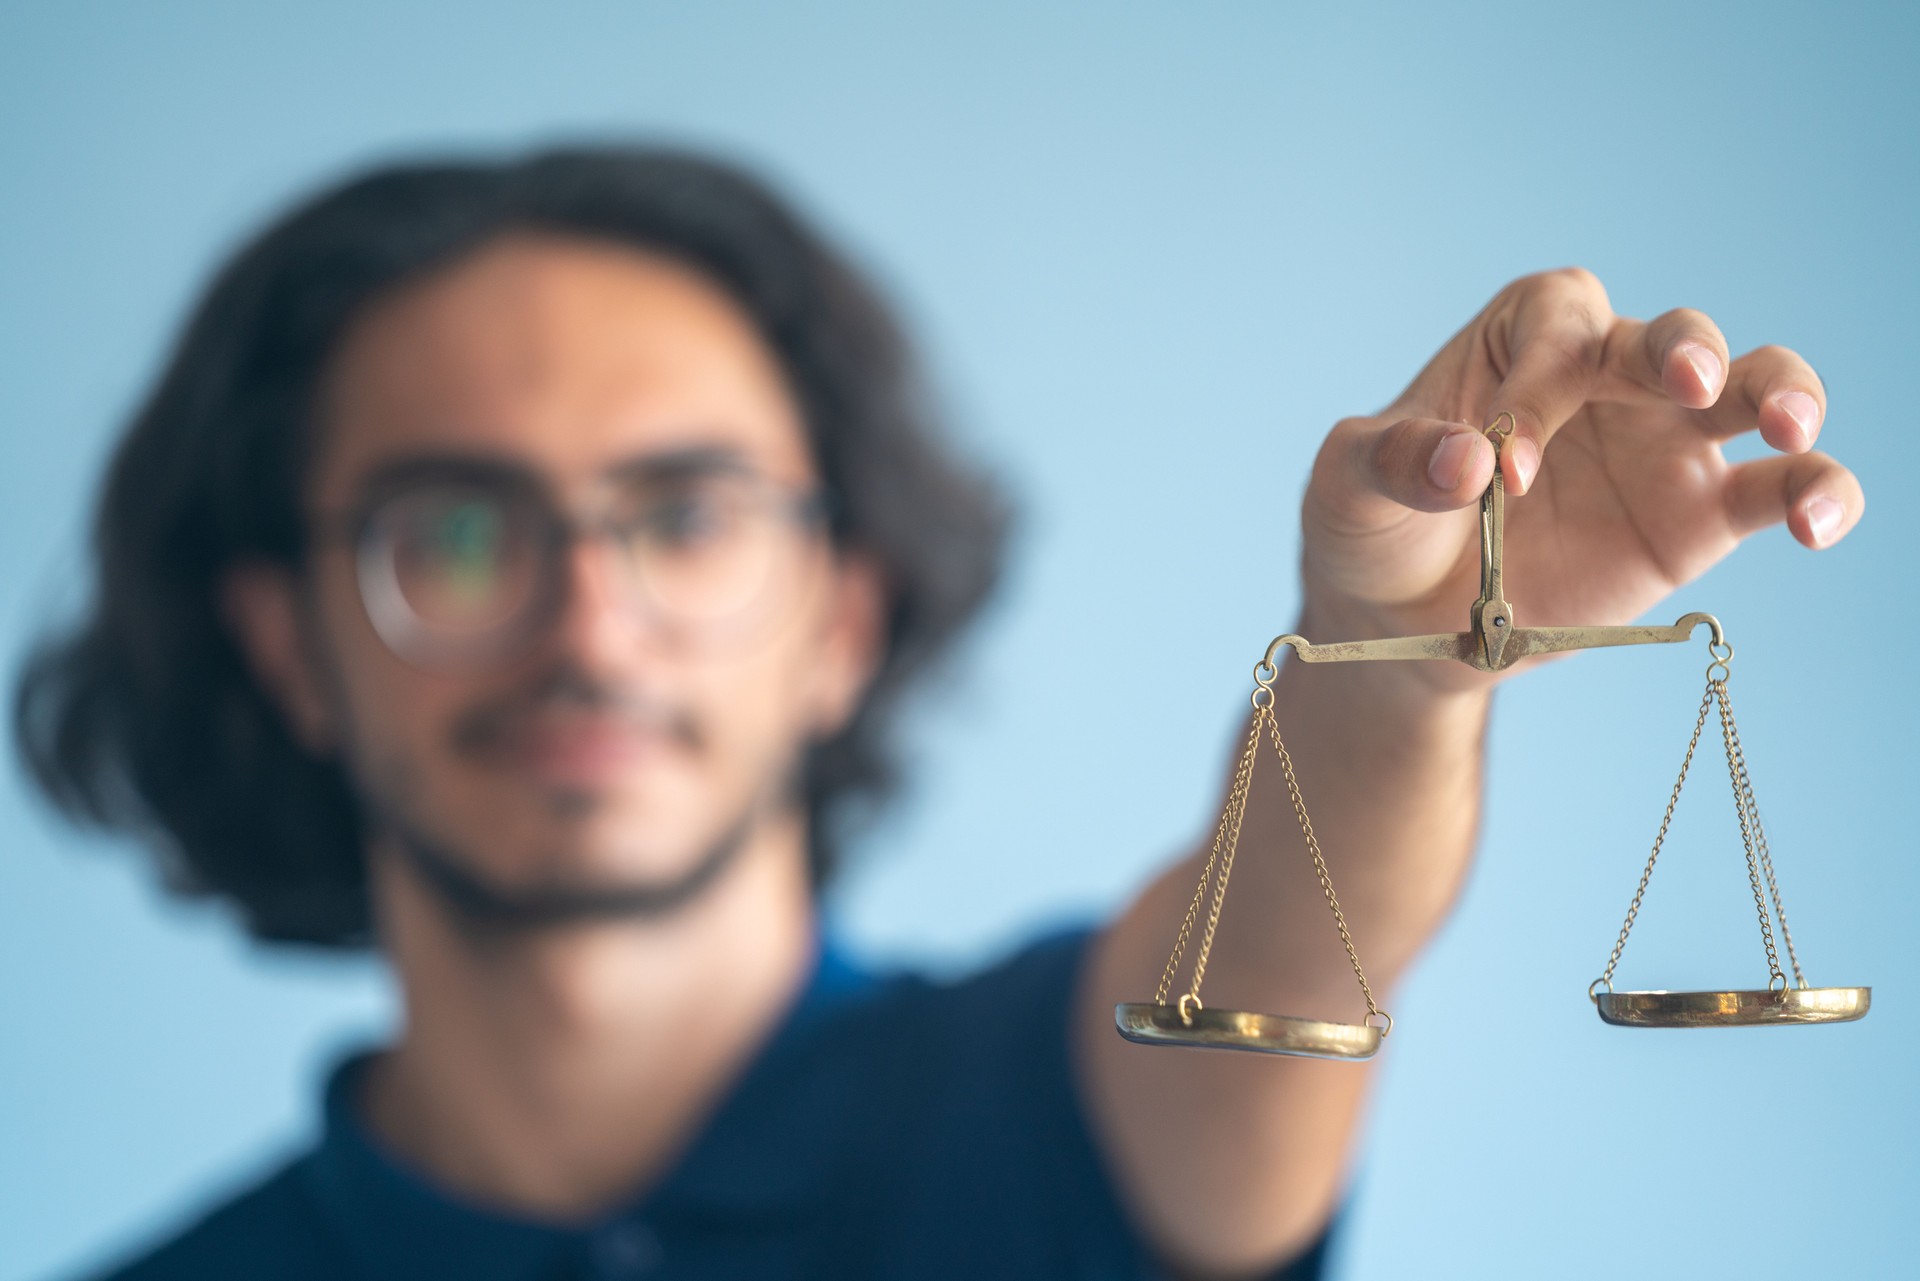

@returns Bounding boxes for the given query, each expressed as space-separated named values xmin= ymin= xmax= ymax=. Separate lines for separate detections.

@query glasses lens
xmin=616 ymin=474 xmax=810 ymax=627
xmin=359 ymin=486 xmax=543 ymax=659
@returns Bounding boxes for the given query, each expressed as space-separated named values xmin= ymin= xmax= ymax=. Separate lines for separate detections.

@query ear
xmin=220 ymin=560 xmax=339 ymax=755
xmin=805 ymin=550 xmax=888 ymax=740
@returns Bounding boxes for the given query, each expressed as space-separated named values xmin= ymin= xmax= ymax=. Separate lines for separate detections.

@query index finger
xmin=1480 ymin=268 xmax=1616 ymax=493
xmin=1593 ymin=307 xmax=1733 ymax=411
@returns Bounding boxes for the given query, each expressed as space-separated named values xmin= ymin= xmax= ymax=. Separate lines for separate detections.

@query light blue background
xmin=3 ymin=4 xmax=1914 ymax=1278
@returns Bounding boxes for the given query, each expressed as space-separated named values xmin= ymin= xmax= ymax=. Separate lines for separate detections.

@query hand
xmin=1299 ymin=268 xmax=1864 ymax=694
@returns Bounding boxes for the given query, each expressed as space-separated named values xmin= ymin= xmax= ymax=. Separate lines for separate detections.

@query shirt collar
xmin=300 ymin=934 xmax=877 ymax=1281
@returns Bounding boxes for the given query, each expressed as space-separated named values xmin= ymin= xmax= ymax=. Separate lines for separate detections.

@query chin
xmin=395 ymin=758 xmax=775 ymax=919
xmin=487 ymin=802 xmax=727 ymax=883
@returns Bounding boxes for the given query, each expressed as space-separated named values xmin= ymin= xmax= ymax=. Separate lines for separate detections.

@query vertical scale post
xmin=1470 ymin=413 xmax=1517 ymax=670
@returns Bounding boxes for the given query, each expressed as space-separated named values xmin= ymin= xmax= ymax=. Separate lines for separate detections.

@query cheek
xmin=311 ymin=562 xmax=465 ymax=780
xmin=686 ymin=615 xmax=838 ymax=786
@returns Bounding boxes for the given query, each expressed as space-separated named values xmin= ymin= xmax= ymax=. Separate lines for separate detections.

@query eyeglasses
xmin=317 ymin=461 xmax=829 ymax=668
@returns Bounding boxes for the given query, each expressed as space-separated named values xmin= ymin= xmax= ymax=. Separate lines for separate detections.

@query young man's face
xmin=237 ymin=233 xmax=879 ymax=922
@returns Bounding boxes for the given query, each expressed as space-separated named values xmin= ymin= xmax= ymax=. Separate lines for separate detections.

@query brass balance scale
xmin=1116 ymin=413 xmax=1872 ymax=1061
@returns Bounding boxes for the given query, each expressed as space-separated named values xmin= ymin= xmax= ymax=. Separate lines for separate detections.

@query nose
xmin=540 ymin=533 xmax=660 ymax=672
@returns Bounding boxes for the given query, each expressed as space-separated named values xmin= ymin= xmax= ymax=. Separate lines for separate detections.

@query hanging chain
xmin=1718 ymin=680 xmax=1805 ymax=988
xmin=1188 ymin=716 xmax=1260 ymax=1001
xmin=1155 ymin=713 xmax=1262 ymax=1004
xmin=1596 ymin=682 xmax=1714 ymax=992
xmin=1594 ymin=641 xmax=1801 ymax=996
xmin=1260 ymin=709 xmax=1384 ymax=1022
xmin=1714 ymin=680 xmax=1790 ymax=989
xmin=1157 ymin=670 xmax=1387 ymax=1030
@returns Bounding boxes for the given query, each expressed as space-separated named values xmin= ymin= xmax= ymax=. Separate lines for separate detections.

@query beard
xmin=324 ymin=649 xmax=797 ymax=936
xmin=374 ymin=795 xmax=764 ymax=932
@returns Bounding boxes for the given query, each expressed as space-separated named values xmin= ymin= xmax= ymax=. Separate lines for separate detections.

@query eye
xmin=641 ymin=487 xmax=737 ymax=548
xmin=369 ymin=488 xmax=539 ymax=630
xmin=432 ymin=500 xmax=503 ymax=576
xmin=408 ymin=493 xmax=493 ymax=556
xmin=437 ymin=500 xmax=500 ymax=552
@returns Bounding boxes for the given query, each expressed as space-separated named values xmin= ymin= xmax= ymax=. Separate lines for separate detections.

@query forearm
xmin=1213 ymin=593 xmax=1494 ymax=1018
xmin=1080 ymin=594 xmax=1492 ymax=1275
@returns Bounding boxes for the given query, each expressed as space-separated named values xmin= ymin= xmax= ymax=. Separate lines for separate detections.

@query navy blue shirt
xmin=82 ymin=928 xmax=1331 ymax=1280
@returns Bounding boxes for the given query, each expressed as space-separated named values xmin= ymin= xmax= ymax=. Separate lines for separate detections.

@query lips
xmin=484 ymin=711 xmax=679 ymax=790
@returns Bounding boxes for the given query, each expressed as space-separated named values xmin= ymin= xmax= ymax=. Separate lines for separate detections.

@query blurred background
xmin=3 ymin=3 xmax=1915 ymax=1278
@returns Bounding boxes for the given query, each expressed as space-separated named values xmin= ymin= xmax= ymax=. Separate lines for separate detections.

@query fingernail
xmin=1428 ymin=430 xmax=1476 ymax=490
xmin=1510 ymin=436 xmax=1542 ymax=491
xmin=1807 ymin=496 xmax=1844 ymax=547
xmin=1777 ymin=390 xmax=1821 ymax=440
xmin=1678 ymin=343 xmax=1724 ymax=397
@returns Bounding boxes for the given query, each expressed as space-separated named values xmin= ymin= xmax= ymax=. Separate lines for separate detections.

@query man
xmin=15 ymin=145 xmax=1861 ymax=1280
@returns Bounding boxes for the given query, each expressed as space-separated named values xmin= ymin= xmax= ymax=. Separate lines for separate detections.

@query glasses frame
xmin=311 ymin=457 xmax=832 ymax=670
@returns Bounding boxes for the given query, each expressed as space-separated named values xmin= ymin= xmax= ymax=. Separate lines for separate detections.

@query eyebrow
xmin=605 ymin=444 xmax=757 ymax=487
xmin=349 ymin=443 xmax=761 ymax=507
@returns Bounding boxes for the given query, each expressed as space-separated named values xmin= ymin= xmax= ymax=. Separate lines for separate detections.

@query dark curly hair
xmin=13 ymin=144 xmax=1010 ymax=947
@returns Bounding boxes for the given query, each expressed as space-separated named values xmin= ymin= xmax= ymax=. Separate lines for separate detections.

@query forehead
xmin=310 ymin=233 xmax=813 ymax=503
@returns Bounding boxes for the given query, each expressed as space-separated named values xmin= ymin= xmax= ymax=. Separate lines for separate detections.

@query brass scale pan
xmin=1115 ymin=1003 xmax=1385 ymax=1061
xmin=1592 ymin=985 xmax=1870 ymax=1029
xmin=1119 ymin=414 xmax=1869 ymax=1056
xmin=1118 ymin=985 xmax=1872 ymax=1061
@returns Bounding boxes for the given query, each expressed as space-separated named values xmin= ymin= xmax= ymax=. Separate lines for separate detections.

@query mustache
xmin=448 ymin=663 xmax=703 ymax=759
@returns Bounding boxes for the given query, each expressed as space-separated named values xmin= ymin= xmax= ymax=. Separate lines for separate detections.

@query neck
xmin=361 ymin=812 xmax=816 ymax=1221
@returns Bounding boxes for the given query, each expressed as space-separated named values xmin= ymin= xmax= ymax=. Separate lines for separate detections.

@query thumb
xmin=1315 ymin=416 xmax=1497 ymax=526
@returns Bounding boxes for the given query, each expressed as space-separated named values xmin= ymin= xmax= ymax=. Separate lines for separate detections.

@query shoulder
xmin=861 ymin=922 xmax=1093 ymax=1024
xmin=872 ymin=924 xmax=1108 ymax=1183
xmin=73 ymin=1152 xmax=345 ymax=1281
xmin=812 ymin=926 xmax=1153 ymax=1268
xmin=824 ymin=924 xmax=1095 ymax=1100
xmin=768 ymin=923 xmax=1102 ymax=1161
xmin=895 ymin=921 xmax=1098 ymax=1123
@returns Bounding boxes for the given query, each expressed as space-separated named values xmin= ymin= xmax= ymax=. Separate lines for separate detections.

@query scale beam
xmin=1256 ymin=415 xmax=1727 ymax=675
xmin=1263 ymin=611 xmax=1726 ymax=675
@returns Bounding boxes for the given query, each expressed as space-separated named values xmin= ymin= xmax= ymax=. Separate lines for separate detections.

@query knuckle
xmin=1804 ymin=449 xmax=1846 ymax=477
xmin=1746 ymin=344 xmax=1821 ymax=397
xmin=1500 ymin=272 xmax=1548 ymax=304
xmin=1552 ymin=264 xmax=1605 ymax=295
xmin=1356 ymin=417 xmax=1436 ymax=495
xmin=1565 ymin=302 xmax=1608 ymax=350
xmin=1313 ymin=415 xmax=1377 ymax=481
xmin=1365 ymin=418 xmax=1416 ymax=472
xmin=1497 ymin=270 xmax=1553 ymax=305
xmin=1321 ymin=415 xmax=1373 ymax=462
xmin=1508 ymin=409 xmax=1549 ymax=443
xmin=1522 ymin=265 xmax=1608 ymax=303
xmin=1657 ymin=306 xmax=1714 ymax=336
xmin=1538 ymin=330 xmax=1601 ymax=380
xmin=1525 ymin=275 xmax=1612 ymax=342
xmin=1794 ymin=458 xmax=1842 ymax=496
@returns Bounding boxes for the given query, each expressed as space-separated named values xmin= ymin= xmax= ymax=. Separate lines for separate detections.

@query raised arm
xmin=1075 ymin=269 xmax=1864 ymax=1276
